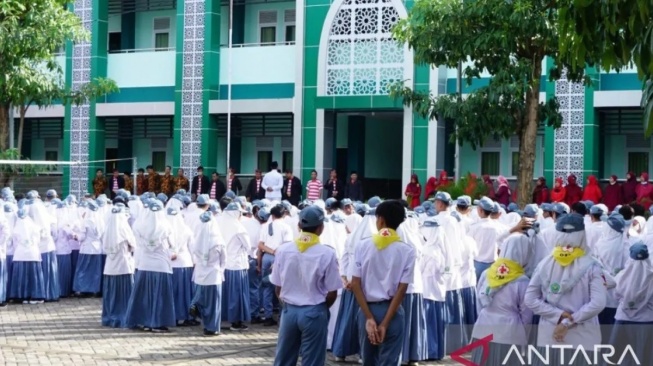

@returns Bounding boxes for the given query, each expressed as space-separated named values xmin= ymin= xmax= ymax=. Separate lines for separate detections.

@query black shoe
xmin=0 ymin=302 xmax=7 ymax=307
xmin=230 ymin=322 xmax=249 ymax=331
xmin=263 ymin=319 xmax=278 ymax=326
xmin=203 ymin=329 xmax=220 ymax=336
xmin=250 ymin=316 xmax=264 ymax=324
xmin=189 ymin=305 xmax=199 ymax=318
xmin=182 ymin=319 xmax=200 ymax=326
xmin=151 ymin=327 xmax=169 ymax=333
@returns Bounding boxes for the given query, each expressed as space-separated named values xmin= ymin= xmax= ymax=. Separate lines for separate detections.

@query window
xmin=108 ymin=32 xmax=121 ymax=52
xmin=628 ymin=152 xmax=649 ymax=176
xmin=258 ymin=151 xmax=273 ymax=172
xmin=45 ymin=151 xmax=58 ymax=161
xmin=284 ymin=9 xmax=296 ymax=44
xmin=511 ymin=151 xmax=519 ymax=177
xmin=259 ymin=10 xmax=278 ymax=45
xmin=283 ymin=151 xmax=293 ymax=173
xmin=481 ymin=151 xmax=500 ymax=176
xmin=152 ymin=151 xmax=166 ymax=172
xmin=153 ymin=17 xmax=171 ymax=50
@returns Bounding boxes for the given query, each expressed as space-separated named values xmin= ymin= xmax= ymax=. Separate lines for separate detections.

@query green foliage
xmin=436 ymin=173 xmax=488 ymax=200
xmin=0 ymin=148 xmax=56 ymax=186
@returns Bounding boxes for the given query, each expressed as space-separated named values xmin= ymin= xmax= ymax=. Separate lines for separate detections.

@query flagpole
xmin=226 ymin=0 xmax=234 ymax=175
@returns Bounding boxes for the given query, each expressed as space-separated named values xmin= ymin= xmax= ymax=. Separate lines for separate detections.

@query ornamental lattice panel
xmin=553 ymin=71 xmax=585 ymax=183
xmin=325 ymin=0 xmax=404 ymax=96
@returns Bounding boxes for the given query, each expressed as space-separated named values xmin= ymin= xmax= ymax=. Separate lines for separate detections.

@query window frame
xmin=626 ymin=149 xmax=650 ymax=176
xmin=258 ymin=10 xmax=278 ymax=46
xmin=479 ymin=138 xmax=502 ymax=178
xmin=44 ymin=151 xmax=58 ymax=162
xmin=152 ymin=17 xmax=171 ymax=50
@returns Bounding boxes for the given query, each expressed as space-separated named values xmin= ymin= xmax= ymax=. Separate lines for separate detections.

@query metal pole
xmin=132 ymin=157 xmax=137 ymax=195
xmin=226 ymin=0 xmax=233 ymax=175
xmin=455 ymin=61 xmax=462 ymax=180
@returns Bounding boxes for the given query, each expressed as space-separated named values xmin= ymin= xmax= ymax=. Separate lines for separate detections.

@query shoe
xmin=188 ymin=305 xmax=199 ymax=318
xmin=29 ymin=300 xmax=44 ymax=305
xmin=230 ymin=323 xmax=249 ymax=331
xmin=22 ymin=300 xmax=28 ymax=304
xmin=183 ymin=319 xmax=200 ymax=326
xmin=250 ymin=317 xmax=264 ymax=324
xmin=263 ymin=319 xmax=278 ymax=326
xmin=358 ymin=359 xmax=363 ymax=364
xmin=408 ymin=362 xmax=419 ymax=366
xmin=151 ymin=327 xmax=169 ymax=333
xmin=334 ymin=357 xmax=346 ymax=362
xmin=143 ymin=327 xmax=152 ymax=332
xmin=0 ymin=302 xmax=7 ymax=307
xmin=203 ymin=329 xmax=220 ymax=336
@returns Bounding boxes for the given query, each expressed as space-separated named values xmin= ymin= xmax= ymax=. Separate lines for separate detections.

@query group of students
xmin=3 ymin=183 xmax=653 ymax=366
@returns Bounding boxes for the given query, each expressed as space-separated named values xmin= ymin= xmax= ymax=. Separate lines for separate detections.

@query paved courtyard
xmin=0 ymin=298 xmax=459 ymax=365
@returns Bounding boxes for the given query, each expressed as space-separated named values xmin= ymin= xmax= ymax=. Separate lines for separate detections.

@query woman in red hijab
xmin=581 ymin=175 xmax=602 ymax=204
xmin=623 ymin=171 xmax=638 ymax=204
xmin=425 ymin=176 xmax=437 ymax=200
xmin=603 ymin=175 xmax=623 ymax=212
xmin=550 ymin=177 xmax=566 ymax=203
xmin=532 ymin=177 xmax=549 ymax=205
xmin=405 ymin=174 xmax=422 ymax=209
xmin=564 ymin=174 xmax=583 ymax=206
xmin=495 ymin=175 xmax=511 ymax=206
xmin=435 ymin=171 xmax=450 ymax=190
xmin=635 ymin=172 xmax=653 ymax=210
xmin=482 ymin=174 xmax=495 ymax=199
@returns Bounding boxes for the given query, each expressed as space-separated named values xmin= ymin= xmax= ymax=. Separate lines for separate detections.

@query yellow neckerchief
xmin=295 ymin=232 xmax=320 ymax=253
xmin=372 ymin=228 xmax=401 ymax=251
xmin=552 ymin=245 xmax=586 ymax=267
xmin=487 ymin=258 xmax=525 ymax=288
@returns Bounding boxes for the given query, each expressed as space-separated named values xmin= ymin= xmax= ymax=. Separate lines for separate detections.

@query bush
xmin=438 ymin=172 xmax=488 ymax=200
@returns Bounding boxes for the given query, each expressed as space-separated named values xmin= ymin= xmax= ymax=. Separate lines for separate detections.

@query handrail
xmin=220 ymin=41 xmax=296 ymax=47
xmin=108 ymin=47 xmax=175 ymax=54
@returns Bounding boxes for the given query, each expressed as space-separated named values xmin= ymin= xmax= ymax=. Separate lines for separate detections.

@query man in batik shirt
xmin=160 ymin=165 xmax=175 ymax=196
xmin=147 ymin=165 xmax=161 ymax=194
xmin=92 ymin=169 xmax=107 ymax=197
xmin=174 ymin=168 xmax=190 ymax=193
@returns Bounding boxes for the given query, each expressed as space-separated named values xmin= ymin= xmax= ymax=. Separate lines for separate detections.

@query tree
xmin=555 ymin=0 xmax=653 ymax=136
xmin=390 ymin=0 xmax=589 ymax=206
xmin=0 ymin=0 xmax=117 ymax=151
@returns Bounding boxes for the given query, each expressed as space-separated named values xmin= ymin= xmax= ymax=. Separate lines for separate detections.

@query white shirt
xmin=103 ymin=240 xmax=135 ymax=275
xmin=170 ymin=231 xmax=194 ymax=268
xmin=350 ymin=237 xmax=416 ymax=302
xmin=585 ymin=221 xmax=604 ymax=253
xmin=261 ymin=169 xmax=284 ymax=200
xmin=259 ymin=219 xmax=293 ymax=252
xmin=135 ymin=236 xmax=173 ymax=274
xmin=468 ymin=218 xmax=505 ymax=263
xmin=79 ymin=220 xmax=103 ymax=255
xmin=421 ymin=224 xmax=447 ymax=302
xmin=242 ymin=216 xmax=261 ymax=258
xmin=12 ymin=218 xmax=42 ymax=262
xmin=225 ymin=233 xmax=250 ymax=271
xmin=270 ymin=242 xmax=342 ymax=306
xmin=191 ymin=240 xmax=226 ymax=286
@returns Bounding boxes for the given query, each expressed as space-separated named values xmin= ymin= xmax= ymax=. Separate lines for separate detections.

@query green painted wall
xmin=105 ymin=138 xmax=174 ymax=169
xmin=336 ymin=114 xmax=348 ymax=148
xmin=364 ymin=117 xmax=403 ymax=179
xmin=459 ymin=137 xmax=544 ymax=178
xmin=135 ymin=9 xmax=177 ymax=49
xmin=108 ymin=14 xmax=121 ymax=32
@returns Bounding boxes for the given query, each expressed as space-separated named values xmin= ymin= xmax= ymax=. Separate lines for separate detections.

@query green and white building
xmin=18 ymin=0 xmax=648 ymax=199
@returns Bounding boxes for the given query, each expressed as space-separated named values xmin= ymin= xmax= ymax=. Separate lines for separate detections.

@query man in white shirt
xmin=261 ymin=162 xmax=283 ymax=202
xmin=350 ymin=200 xmax=416 ymax=366
xmin=468 ymin=197 xmax=506 ymax=281
xmin=270 ymin=205 xmax=342 ymax=366
xmin=258 ymin=204 xmax=293 ymax=326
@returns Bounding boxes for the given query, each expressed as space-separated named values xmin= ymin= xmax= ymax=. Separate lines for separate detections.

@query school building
xmin=17 ymin=0 xmax=647 ymax=198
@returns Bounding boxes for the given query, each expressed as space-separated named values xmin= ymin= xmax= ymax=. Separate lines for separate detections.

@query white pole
xmin=455 ymin=61 xmax=462 ymax=181
xmin=226 ymin=0 xmax=233 ymax=175
xmin=132 ymin=157 xmax=137 ymax=195
xmin=8 ymin=105 xmax=14 ymax=150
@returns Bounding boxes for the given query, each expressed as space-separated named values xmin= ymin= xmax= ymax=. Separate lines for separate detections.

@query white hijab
xmin=344 ymin=213 xmax=362 ymax=234
xmin=594 ymin=223 xmax=625 ymax=276
xmin=216 ymin=210 xmax=247 ymax=245
xmin=86 ymin=208 xmax=106 ymax=239
xmin=28 ymin=200 xmax=55 ymax=234
xmin=167 ymin=209 xmax=193 ymax=249
xmin=615 ymin=242 xmax=653 ymax=317
xmin=478 ymin=234 xmax=531 ymax=306
xmin=14 ymin=214 xmax=40 ymax=248
xmin=193 ymin=215 xmax=226 ymax=266
xmin=133 ymin=207 xmax=171 ymax=251
xmin=103 ymin=207 xmax=136 ymax=255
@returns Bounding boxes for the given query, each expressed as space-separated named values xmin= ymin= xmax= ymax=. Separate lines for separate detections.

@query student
xmin=1 ymin=204 xmax=14 ymax=305
xmin=609 ymin=242 xmax=653 ymax=365
xmin=28 ymin=199 xmax=60 ymax=302
xmin=9 ymin=208 xmax=44 ymax=303
xmin=54 ymin=201 xmax=73 ymax=298
xmin=258 ymin=204 xmax=293 ymax=326
xmin=471 ymin=235 xmax=533 ymax=364
xmin=585 ymin=204 xmax=606 ymax=253
xmin=189 ymin=211 xmax=226 ymax=336
xmin=524 ymin=214 xmax=607 ymax=362
xmin=420 ymin=218 xmax=446 ymax=361
xmin=218 ymin=202 xmax=251 ymax=331
xmin=167 ymin=207 xmax=196 ymax=326
xmin=73 ymin=201 xmax=105 ymax=297
xmin=350 ymin=200 xmax=416 ymax=366
xmin=125 ymin=200 xmax=176 ymax=332
xmin=247 ymin=206 xmax=267 ymax=324
xmin=270 ymin=205 xmax=342 ymax=366
xmin=102 ymin=204 xmax=136 ymax=328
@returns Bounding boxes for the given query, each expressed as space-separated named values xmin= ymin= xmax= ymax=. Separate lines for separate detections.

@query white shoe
xmin=334 ymin=357 xmax=345 ymax=362
xmin=358 ymin=359 xmax=363 ymax=364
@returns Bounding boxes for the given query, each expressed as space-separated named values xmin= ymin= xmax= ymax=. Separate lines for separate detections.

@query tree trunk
xmin=516 ymin=59 xmax=543 ymax=207
xmin=17 ymin=106 xmax=26 ymax=155
xmin=0 ymin=104 xmax=8 ymax=151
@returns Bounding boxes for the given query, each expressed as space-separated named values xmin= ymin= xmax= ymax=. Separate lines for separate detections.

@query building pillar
xmin=347 ymin=115 xmax=365 ymax=177
xmin=121 ymin=13 xmax=136 ymax=50
xmin=174 ymin=0 xmax=221 ymax=175
xmin=583 ymin=68 xmax=599 ymax=180
xmin=410 ymin=64 xmax=429 ymax=200
xmin=64 ymin=0 xmax=108 ymax=197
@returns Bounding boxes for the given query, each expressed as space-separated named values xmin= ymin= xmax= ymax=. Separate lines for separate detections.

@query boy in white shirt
xmin=270 ymin=205 xmax=342 ymax=366
xmin=350 ymin=200 xmax=416 ymax=366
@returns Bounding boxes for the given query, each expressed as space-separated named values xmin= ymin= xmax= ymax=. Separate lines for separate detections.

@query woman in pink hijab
xmin=495 ymin=175 xmax=511 ymax=206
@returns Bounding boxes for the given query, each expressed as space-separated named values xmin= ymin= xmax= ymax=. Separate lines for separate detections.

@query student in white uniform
xmin=4 ymin=203 xmax=16 ymax=299
xmin=270 ymin=205 xmax=342 ymax=366
xmin=538 ymin=203 xmax=555 ymax=232
xmin=455 ymin=196 xmax=474 ymax=231
xmin=524 ymin=214 xmax=607 ymax=364
xmin=247 ymin=206 xmax=267 ymax=324
xmin=218 ymin=202 xmax=252 ymax=331
xmin=28 ymin=199 xmax=60 ymax=301
xmin=420 ymin=219 xmax=446 ymax=361
xmin=73 ymin=201 xmax=105 ymax=297
xmin=468 ymin=197 xmax=504 ymax=281
xmin=471 ymin=234 xmax=533 ymax=365
xmin=258 ymin=204 xmax=293 ymax=326
xmin=609 ymin=242 xmax=653 ymax=365
xmin=189 ymin=211 xmax=226 ymax=336
xmin=102 ymin=204 xmax=136 ymax=328
xmin=351 ymin=200 xmax=416 ymax=366
xmin=54 ymin=201 xmax=73 ymax=298
xmin=8 ymin=208 xmax=44 ymax=303
xmin=125 ymin=200 xmax=176 ymax=332
xmin=538 ymin=202 xmax=570 ymax=253
xmin=585 ymin=204 xmax=606 ymax=253
xmin=167 ymin=206 xmax=197 ymax=326
xmin=397 ymin=216 xmax=427 ymax=365
xmin=0 ymin=205 xmax=10 ymax=306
